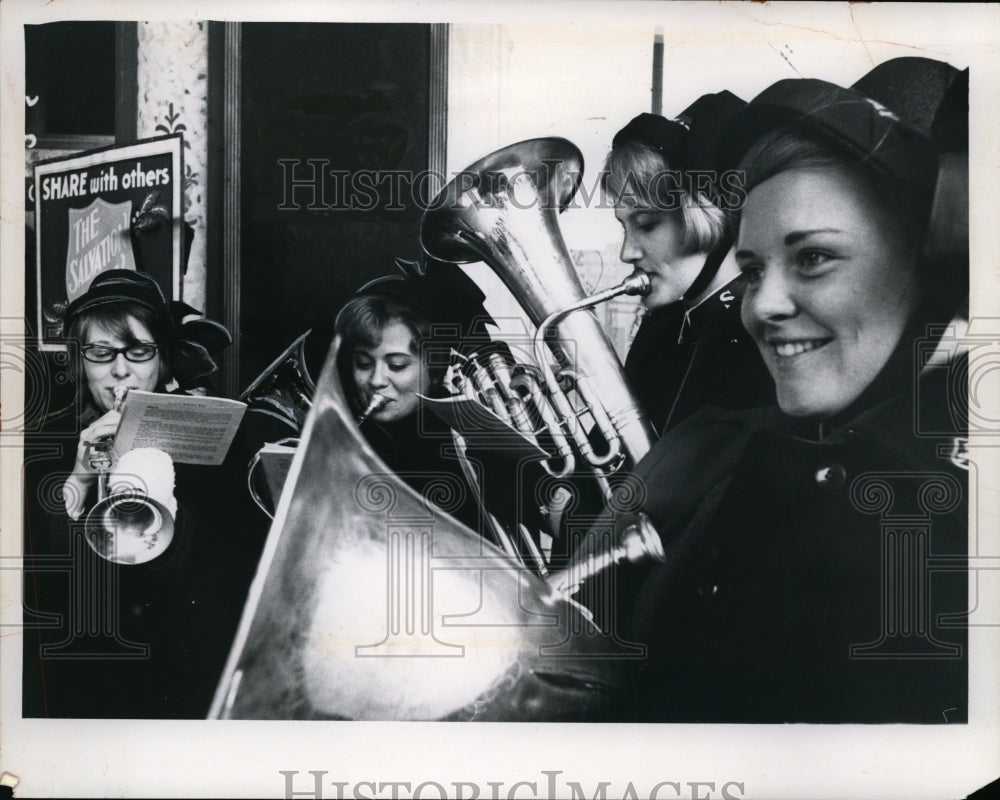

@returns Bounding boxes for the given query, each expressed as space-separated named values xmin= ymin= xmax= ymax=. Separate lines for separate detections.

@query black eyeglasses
xmin=81 ymin=343 xmax=159 ymax=364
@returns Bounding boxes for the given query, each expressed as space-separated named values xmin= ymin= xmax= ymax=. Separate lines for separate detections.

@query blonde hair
xmin=602 ymin=140 xmax=729 ymax=255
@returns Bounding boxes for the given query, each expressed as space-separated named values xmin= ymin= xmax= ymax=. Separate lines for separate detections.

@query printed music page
xmin=113 ymin=390 xmax=246 ymax=465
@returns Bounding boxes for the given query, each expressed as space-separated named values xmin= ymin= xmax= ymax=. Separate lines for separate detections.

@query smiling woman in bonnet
xmin=575 ymin=58 xmax=969 ymax=723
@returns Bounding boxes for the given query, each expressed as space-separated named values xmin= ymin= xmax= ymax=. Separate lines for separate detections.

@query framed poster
xmin=32 ymin=134 xmax=183 ymax=350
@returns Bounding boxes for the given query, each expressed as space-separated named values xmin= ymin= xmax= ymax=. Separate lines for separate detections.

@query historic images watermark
xmin=838 ymin=318 xmax=1000 ymax=665
xmin=275 ymin=161 xmax=748 ymax=214
xmin=280 ymin=769 xmax=747 ymax=800
xmin=9 ymin=307 xmax=997 ymax=704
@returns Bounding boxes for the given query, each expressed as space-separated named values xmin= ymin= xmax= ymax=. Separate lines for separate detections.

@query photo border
xmin=2 ymin=1 xmax=999 ymax=798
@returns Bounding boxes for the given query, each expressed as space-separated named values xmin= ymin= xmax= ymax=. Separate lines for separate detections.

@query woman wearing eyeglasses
xmin=23 ymin=270 xmax=266 ymax=719
xmin=60 ymin=277 xmax=177 ymax=518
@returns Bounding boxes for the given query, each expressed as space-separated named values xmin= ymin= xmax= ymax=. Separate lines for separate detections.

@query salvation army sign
xmin=33 ymin=135 xmax=183 ymax=350
xmin=65 ymin=199 xmax=138 ymax=302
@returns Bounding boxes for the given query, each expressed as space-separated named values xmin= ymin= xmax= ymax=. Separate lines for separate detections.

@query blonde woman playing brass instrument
xmin=603 ymin=92 xmax=775 ymax=434
xmin=572 ymin=59 xmax=969 ymax=723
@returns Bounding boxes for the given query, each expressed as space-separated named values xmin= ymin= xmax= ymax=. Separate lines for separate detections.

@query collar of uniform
xmin=678 ymin=250 xmax=741 ymax=344
xmin=686 ymin=248 xmax=740 ymax=313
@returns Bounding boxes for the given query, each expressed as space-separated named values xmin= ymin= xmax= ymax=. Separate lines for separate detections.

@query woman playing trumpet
xmin=23 ymin=270 xmax=266 ymax=718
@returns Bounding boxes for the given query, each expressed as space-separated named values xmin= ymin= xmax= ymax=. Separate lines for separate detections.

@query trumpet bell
xmin=84 ymin=492 xmax=175 ymax=565
xmin=210 ymin=337 xmax=631 ymax=721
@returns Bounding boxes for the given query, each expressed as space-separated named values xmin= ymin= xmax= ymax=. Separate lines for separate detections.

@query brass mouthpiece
xmin=112 ymin=385 xmax=129 ymax=411
xmin=357 ymin=393 xmax=389 ymax=425
xmin=620 ymin=268 xmax=651 ymax=297
xmin=547 ymin=511 xmax=665 ymax=600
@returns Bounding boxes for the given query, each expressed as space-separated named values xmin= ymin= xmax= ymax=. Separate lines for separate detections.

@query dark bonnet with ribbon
xmin=62 ymin=269 xmax=232 ymax=389
xmin=715 ymin=57 xmax=966 ymax=202
xmin=611 ymin=91 xmax=747 ymax=304
xmin=353 ymin=257 xmax=497 ymax=347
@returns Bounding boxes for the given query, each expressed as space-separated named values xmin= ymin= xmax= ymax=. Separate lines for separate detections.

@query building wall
xmin=446 ymin=24 xmax=654 ymax=360
xmin=136 ymin=21 xmax=209 ymax=312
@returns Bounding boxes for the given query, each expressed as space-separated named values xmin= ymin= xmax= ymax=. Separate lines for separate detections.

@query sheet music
xmin=113 ymin=390 xmax=246 ymax=465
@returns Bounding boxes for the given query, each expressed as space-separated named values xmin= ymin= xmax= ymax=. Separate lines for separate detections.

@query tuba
xmin=210 ymin=335 xmax=632 ymax=721
xmin=240 ymin=332 xmax=317 ymax=517
xmin=239 ymin=331 xmax=315 ymax=433
xmin=421 ymin=138 xmax=655 ymax=502
xmin=211 ymin=139 xmax=669 ymax=721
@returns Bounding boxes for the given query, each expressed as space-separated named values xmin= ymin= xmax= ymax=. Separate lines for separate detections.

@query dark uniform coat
xmin=616 ymin=343 xmax=968 ymax=723
xmin=624 ymin=274 xmax=775 ymax=435
xmin=22 ymin=405 xmax=268 ymax=719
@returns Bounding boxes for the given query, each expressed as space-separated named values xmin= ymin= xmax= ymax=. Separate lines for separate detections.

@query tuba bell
xmin=420 ymin=138 xmax=656 ymax=501
xmin=210 ymin=336 xmax=633 ymax=721
xmin=239 ymin=331 xmax=316 ymax=433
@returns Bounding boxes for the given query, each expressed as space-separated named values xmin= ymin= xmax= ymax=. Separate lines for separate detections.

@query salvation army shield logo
xmin=65 ymin=198 xmax=138 ymax=302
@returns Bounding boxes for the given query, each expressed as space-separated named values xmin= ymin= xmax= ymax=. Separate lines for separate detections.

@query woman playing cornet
xmin=23 ymin=270 xmax=266 ymax=718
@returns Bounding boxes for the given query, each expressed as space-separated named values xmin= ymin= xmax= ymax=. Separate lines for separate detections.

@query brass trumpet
xmin=82 ymin=387 xmax=177 ymax=565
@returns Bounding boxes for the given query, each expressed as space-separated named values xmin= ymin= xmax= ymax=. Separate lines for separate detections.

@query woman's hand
xmin=63 ymin=410 xmax=121 ymax=519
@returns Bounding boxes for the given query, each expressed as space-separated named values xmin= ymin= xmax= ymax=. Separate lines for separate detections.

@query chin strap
xmin=680 ymin=235 xmax=732 ymax=309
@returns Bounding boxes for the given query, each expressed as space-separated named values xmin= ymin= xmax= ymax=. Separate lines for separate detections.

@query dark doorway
xmin=209 ymin=22 xmax=442 ymax=394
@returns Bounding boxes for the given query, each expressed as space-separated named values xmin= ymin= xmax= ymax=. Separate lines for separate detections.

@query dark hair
xmin=335 ymin=294 xmax=431 ymax=352
xmin=66 ymin=300 xmax=174 ymax=417
xmin=334 ymin=293 xmax=441 ymax=413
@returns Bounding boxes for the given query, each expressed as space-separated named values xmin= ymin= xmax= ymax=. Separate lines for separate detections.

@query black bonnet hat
xmin=852 ymin=56 xmax=964 ymax=144
xmin=355 ymin=257 xmax=495 ymax=344
xmin=718 ymin=58 xmax=967 ymax=317
xmin=612 ymin=90 xmax=747 ymax=197
xmin=716 ymin=76 xmax=939 ymax=196
xmin=612 ymin=91 xmax=747 ymax=303
xmin=62 ymin=269 xmax=232 ymax=388
xmin=853 ymin=57 xmax=968 ymax=312
xmin=63 ymin=269 xmax=169 ymax=331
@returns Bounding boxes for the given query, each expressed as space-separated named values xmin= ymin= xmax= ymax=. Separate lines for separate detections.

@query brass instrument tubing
xmin=486 ymin=353 xmax=534 ymax=435
xmin=530 ymin=270 xmax=650 ymax=489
